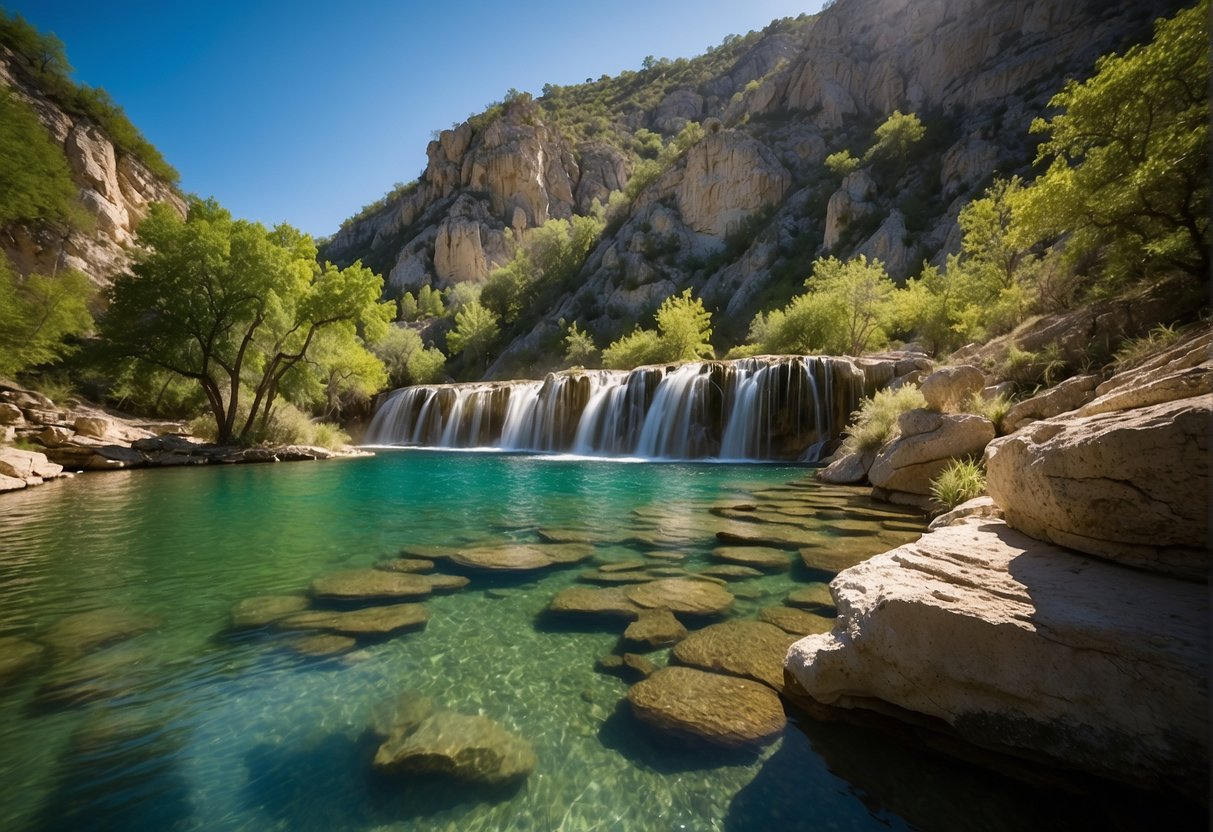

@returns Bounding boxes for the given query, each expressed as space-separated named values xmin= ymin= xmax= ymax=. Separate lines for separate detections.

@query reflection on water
xmin=0 ymin=451 xmax=1188 ymax=831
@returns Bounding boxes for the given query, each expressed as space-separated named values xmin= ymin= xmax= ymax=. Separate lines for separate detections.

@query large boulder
xmin=985 ymin=395 xmax=1210 ymax=580
xmin=868 ymin=410 xmax=994 ymax=496
xmin=627 ymin=666 xmax=786 ymax=748
xmin=373 ymin=711 xmax=536 ymax=786
xmin=919 ymin=365 xmax=984 ymax=412
xmin=785 ymin=519 xmax=1209 ymax=798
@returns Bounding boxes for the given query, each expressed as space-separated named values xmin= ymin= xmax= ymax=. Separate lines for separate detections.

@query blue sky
xmin=7 ymin=1 xmax=824 ymax=238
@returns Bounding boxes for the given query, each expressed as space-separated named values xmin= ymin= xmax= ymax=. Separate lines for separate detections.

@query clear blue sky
xmin=7 ymin=0 xmax=823 ymax=238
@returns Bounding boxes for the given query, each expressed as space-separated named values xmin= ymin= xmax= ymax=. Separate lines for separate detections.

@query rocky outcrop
xmin=823 ymin=171 xmax=876 ymax=250
xmin=785 ymin=518 xmax=1209 ymax=798
xmin=986 ymin=394 xmax=1209 ymax=581
xmin=868 ymin=409 xmax=994 ymax=500
xmin=1002 ymin=373 xmax=1099 ymax=431
xmin=675 ymin=132 xmax=790 ymax=238
xmin=0 ymin=49 xmax=185 ymax=285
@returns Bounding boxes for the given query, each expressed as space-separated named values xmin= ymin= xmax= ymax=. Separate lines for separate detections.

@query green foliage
xmin=564 ymin=321 xmax=598 ymax=367
xmin=841 ymin=386 xmax=927 ymax=454
xmin=0 ymin=88 xmax=79 ymax=227
xmin=1018 ymin=0 xmax=1209 ymax=284
xmin=1000 ymin=344 xmax=1068 ymax=389
xmin=754 ymin=256 xmax=899 ymax=356
xmin=445 ymin=301 xmax=499 ymax=365
xmin=481 ymin=249 xmax=534 ymax=323
xmin=101 ymin=198 xmax=393 ymax=444
xmin=0 ymin=11 xmax=179 ymax=184
xmin=1113 ymin=323 xmax=1183 ymax=370
xmin=867 ymin=110 xmax=925 ymax=164
xmin=443 ymin=282 xmax=482 ymax=315
xmin=0 ymin=253 xmax=94 ymax=377
xmin=601 ymin=289 xmax=714 ymax=369
xmin=188 ymin=398 xmax=350 ymax=449
xmin=654 ymin=289 xmax=714 ymax=361
xmin=930 ymin=459 xmax=987 ymax=511
xmin=824 ymin=149 xmax=860 ymax=177
xmin=416 ymin=284 xmax=446 ymax=318
xmin=602 ymin=327 xmax=664 ymax=370
xmin=371 ymin=325 xmax=447 ymax=387
xmin=399 ymin=291 xmax=420 ymax=321
xmin=965 ymin=391 xmax=1014 ymax=435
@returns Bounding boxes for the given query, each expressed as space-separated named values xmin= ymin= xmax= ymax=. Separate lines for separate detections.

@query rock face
xmin=0 ymin=49 xmax=185 ymax=285
xmin=1002 ymin=374 xmax=1099 ymax=431
xmin=627 ymin=666 xmax=786 ymax=748
xmin=675 ymin=132 xmax=789 ymax=237
xmin=373 ymin=711 xmax=536 ymax=786
xmin=325 ymin=0 xmax=1159 ymax=380
xmin=868 ymin=409 xmax=994 ymax=497
xmin=785 ymin=518 xmax=1209 ymax=798
xmin=986 ymin=394 xmax=1210 ymax=581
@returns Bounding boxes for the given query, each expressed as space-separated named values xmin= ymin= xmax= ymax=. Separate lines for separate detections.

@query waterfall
xmin=363 ymin=356 xmax=873 ymax=461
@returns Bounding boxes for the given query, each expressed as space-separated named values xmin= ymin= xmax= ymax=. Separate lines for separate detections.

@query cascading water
xmin=363 ymin=356 xmax=872 ymax=461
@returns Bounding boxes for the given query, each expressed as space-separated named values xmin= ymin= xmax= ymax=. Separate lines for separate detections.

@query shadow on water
xmin=239 ymin=730 xmax=524 ymax=830
xmin=726 ymin=714 xmax=1208 ymax=832
xmin=30 ymin=709 xmax=192 ymax=832
xmin=596 ymin=700 xmax=763 ymax=774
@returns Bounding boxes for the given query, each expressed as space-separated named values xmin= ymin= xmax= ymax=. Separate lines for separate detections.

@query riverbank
xmin=0 ymin=380 xmax=366 ymax=493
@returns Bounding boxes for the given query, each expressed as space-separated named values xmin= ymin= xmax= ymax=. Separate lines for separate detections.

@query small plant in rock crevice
xmin=840 ymin=385 xmax=927 ymax=454
xmin=930 ymin=459 xmax=987 ymax=511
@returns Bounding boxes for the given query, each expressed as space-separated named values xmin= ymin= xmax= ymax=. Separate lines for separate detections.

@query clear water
xmin=0 ymin=451 xmax=1180 ymax=831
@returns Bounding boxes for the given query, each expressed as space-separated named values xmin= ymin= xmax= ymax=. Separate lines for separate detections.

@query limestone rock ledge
xmin=785 ymin=518 xmax=1209 ymax=798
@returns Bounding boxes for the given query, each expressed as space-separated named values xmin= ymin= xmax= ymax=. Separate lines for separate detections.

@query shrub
xmin=930 ymin=459 xmax=987 ymax=511
xmin=965 ymin=392 xmax=1014 ymax=435
xmin=841 ymin=386 xmax=927 ymax=454
xmin=1113 ymin=324 xmax=1182 ymax=370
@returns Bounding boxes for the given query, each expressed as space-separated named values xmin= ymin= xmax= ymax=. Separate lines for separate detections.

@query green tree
xmin=481 ymin=248 xmax=534 ymax=323
xmin=399 ymin=291 xmax=420 ymax=321
xmin=445 ymin=301 xmax=499 ymax=365
xmin=416 ymin=284 xmax=445 ymax=318
xmin=564 ymin=321 xmax=598 ymax=367
xmin=371 ymin=325 xmax=446 ymax=387
xmin=0 ymin=88 xmax=79 ymax=226
xmin=1017 ymin=0 xmax=1209 ymax=283
xmin=602 ymin=327 xmax=664 ymax=370
xmin=824 ymin=149 xmax=860 ymax=177
xmin=101 ymin=198 xmax=392 ymax=445
xmin=867 ymin=110 xmax=925 ymax=164
xmin=654 ymin=289 xmax=713 ymax=361
xmin=752 ymin=256 xmax=898 ymax=356
xmin=0 ymin=254 xmax=94 ymax=377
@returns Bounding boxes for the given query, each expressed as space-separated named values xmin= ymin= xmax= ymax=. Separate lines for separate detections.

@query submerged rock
xmin=671 ymin=619 xmax=796 ymax=691
xmin=757 ymin=605 xmax=833 ymax=636
xmin=712 ymin=546 xmax=791 ymax=571
xmin=623 ymin=608 xmax=688 ymax=649
xmin=425 ymin=574 xmax=471 ymax=592
xmin=310 ymin=569 xmax=433 ymax=600
xmin=547 ymin=586 xmax=641 ymax=618
xmin=279 ymin=603 xmax=429 ymax=636
xmin=625 ymin=578 xmax=734 ymax=616
xmin=698 ymin=564 xmax=764 ymax=581
xmin=785 ymin=583 xmax=834 ymax=612
xmin=229 ymin=595 xmax=309 ymax=629
xmin=369 ymin=691 xmax=436 ymax=739
xmin=373 ymin=711 xmax=536 ymax=785
xmin=0 ymin=636 xmax=45 ymax=686
xmin=376 ymin=557 xmax=435 ymax=574
xmin=288 ymin=633 xmax=357 ymax=656
xmin=627 ymin=666 xmax=786 ymax=748
xmin=786 ymin=518 xmax=1209 ymax=798
xmin=40 ymin=608 xmax=160 ymax=659
xmin=451 ymin=542 xmax=593 ymax=571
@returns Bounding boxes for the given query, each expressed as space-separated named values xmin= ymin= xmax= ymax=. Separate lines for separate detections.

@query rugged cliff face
xmin=0 ymin=48 xmax=185 ymax=286
xmin=325 ymin=0 xmax=1178 ymax=378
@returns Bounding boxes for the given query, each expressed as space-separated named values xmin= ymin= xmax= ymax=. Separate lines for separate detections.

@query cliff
xmin=0 ymin=46 xmax=185 ymax=286
xmin=325 ymin=0 xmax=1180 ymax=378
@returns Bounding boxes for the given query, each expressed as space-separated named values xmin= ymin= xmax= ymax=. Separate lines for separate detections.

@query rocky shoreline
xmin=0 ymin=381 xmax=366 ymax=493
xmin=788 ymin=327 xmax=1211 ymax=799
